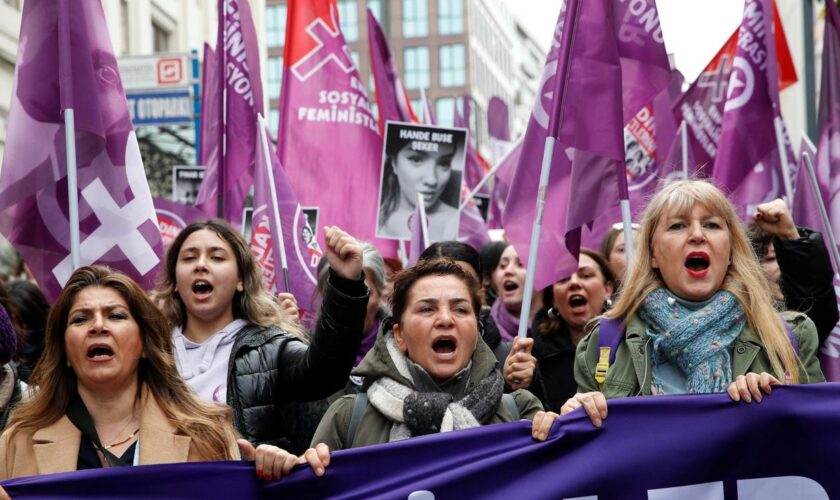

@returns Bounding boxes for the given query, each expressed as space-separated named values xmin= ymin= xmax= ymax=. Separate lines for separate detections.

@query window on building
xmin=268 ymin=57 xmax=283 ymax=100
xmin=438 ymin=0 xmax=464 ymax=35
xmin=436 ymin=97 xmax=455 ymax=127
xmin=402 ymin=0 xmax=428 ymax=37
xmin=152 ymin=22 xmax=171 ymax=52
xmin=267 ymin=5 xmax=287 ymax=48
xmin=338 ymin=0 xmax=359 ymax=42
xmin=367 ymin=0 xmax=382 ymax=22
xmin=268 ymin=108 xmax=279 ymax=140
xmin=439 ymin=44 xmax=466 ymax=87
xmin=403 ymin=46 xmax=430 ymax=90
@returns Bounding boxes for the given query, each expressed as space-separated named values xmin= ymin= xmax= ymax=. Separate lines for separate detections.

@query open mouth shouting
xmin=431 ymin=336 xmax=458 ymax=359
xmin=191 ymin=279 xmax=214 ymax=299
xmin=685 ymin=252 xmax=710 ymax=278
xmin=86 ymin=343 xmax=115 ymax=362
xmin=568 ymin=294 xmax=588 ymax=314
xmin=502 ymin=280 xmax=520 ymax=295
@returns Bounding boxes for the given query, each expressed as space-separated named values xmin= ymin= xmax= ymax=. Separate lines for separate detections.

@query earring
xmin=547 ymin=307 xmax=560 ymax=319
xmin=606 ymin=298 xmax=614 ymax=309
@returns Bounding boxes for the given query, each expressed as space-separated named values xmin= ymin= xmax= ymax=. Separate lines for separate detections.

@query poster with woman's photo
xmin=300 ymin=207 xmax=323 ymax=268
xmin=376 ymin=122 xmax=467 ymax=242
xmin=172 ymin=166 xmax=205 ymax=205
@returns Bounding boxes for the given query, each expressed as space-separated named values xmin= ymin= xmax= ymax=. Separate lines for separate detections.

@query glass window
xmin=338 ymin=0 xmax=358 ymax=42
xmin=436 ymin=97 xmax=455 ymax=127
xmin=266 ymin=5 xmax=287 ymax=48
xmin=402 ymin=0 xmax=428 ymax=37
xmin=268 ymin=57 xmax=283 ymax=100
xmin=367 ymin=0 xmax=382 ymax=22
xmin=439 ymin=44 xmax=466 ymax=87
xmin=403 ymin=46 xmax=430 ymax=90
xmin=268 ymin=108 xmax=279 ymax=140
xmin=438 ymin=0 xmax=464 ymax=35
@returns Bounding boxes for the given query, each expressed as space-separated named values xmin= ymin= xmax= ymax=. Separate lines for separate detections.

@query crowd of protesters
xmin=0 ymin=180 xmax=833 ymax=492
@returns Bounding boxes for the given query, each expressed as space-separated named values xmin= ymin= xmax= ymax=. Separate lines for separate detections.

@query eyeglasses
xmin=611 ymin=222 xmax=640 ymax=231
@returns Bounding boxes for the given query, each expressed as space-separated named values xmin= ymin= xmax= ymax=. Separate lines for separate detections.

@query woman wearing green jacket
xmin=550 ymin=180 xmax=824 ymax=427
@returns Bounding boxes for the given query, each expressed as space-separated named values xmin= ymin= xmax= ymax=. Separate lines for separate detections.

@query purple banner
xmin=196 ymin=0 xmax=264 ymax=227
xmin=367 ymin=8 xmax=417 ymax=132
xmin=5 ymin=384 xmax=840 ymax=499
xmin=153 ymin=197 xmax=207 ymax=251
xmin=251 ymin=121 xmax=321 ymax=316
xmin=279 ymin=0 xmax=398 ymax=259
xmin=0 ymin=0 xmax=163 ymax=301
xmin=198 ymin=43 xmax=219 ymax=169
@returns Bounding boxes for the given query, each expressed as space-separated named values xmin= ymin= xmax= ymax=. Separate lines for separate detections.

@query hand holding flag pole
xmin=256 ymin=114 xmax=291 ymax=294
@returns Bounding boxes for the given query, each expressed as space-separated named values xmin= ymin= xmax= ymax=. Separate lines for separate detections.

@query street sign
xmin=118 ymin=54 xmax=191 ymax=90
xmin=127 ymin=90 xmax=193 ymax=125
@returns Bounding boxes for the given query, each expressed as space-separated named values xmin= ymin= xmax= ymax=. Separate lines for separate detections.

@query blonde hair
xmin=155 ymin=219 xmax=303 ymax=339
xmin=7 ymin=266 xmax=238 ymax=460
xmin=607 ymin=180 xmax=801 ymax=382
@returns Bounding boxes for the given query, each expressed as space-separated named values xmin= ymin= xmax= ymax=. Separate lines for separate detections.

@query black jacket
xmin=226 ymin=270 xmax=367 ymax=453
xmin=528 ymin=309 xmax=577 ymax=412
xmin=775 ymin=228 xmax=839 ymax=345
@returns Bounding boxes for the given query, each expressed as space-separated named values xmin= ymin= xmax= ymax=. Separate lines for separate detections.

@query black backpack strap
xmin=501 ymin=393 xmax=519 ymax=421
xmin=65 ymin=392 xmax=129 ymax=467
xmin=345 ymin=393 xmax=368 ymax=447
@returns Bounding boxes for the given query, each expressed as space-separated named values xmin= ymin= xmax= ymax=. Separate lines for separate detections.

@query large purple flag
xmin=198 ymin=43 xmax=219 ymax=169
xmin=251 ymin=119 xmax=321 ymax=316
xmin=791 ymin=138 xmax=823 ymax=231
xmin=502 ymin=0 xmax=670 ymax=289
xmin=0 ymin=0 xmax=163 ymax=301
xmin=819 ymin=0 xmax=840 ymax=244
xmin=367 ymin=8 xmax=417 ymax=133
xmin=490 ymin=141 xmax=522 ymax=231
xmin=279 ymin=0 xmax=398 ymax=259
xmin=195 ymin=0 xmax=264 ymax=227
xmin=712 ymin=0 xmax=795 ymax=220
xmin=6 ymin=384 xmax=840 ymax=499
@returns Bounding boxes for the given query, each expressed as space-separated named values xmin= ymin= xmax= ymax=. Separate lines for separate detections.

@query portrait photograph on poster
xmin=172 ymin=165 xmax=204 ymax=205
xmin=300 ymin=207 xmax=323 ymax=268
xmin=376 ymin=121 xmax=467 ymax=242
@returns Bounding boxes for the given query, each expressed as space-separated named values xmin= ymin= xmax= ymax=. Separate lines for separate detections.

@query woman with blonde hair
xmin=551 ymin=180 xmax=824 ymax=426
xmin=155 ymin=220 xmax=368 ymax=453
xmin=0 ymin=266 xmax=319 ymax=483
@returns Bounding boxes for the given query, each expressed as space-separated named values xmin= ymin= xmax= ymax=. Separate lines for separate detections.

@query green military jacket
xmin=311 ymin=327 xmax=543 ymax=451
xmin=575 ymin=310 xmax=825 ymax=398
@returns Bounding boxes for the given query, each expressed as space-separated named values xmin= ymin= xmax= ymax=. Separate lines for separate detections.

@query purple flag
xmin=712 ymin=0 xmax=795 ymax=220
xmin=153 ymin=197 xmax=207 ymax=251
xmin=502 ymin=0 xmax=670 ymax=289
xmin=367 ymin=8 xmax=418 ymax=132
xmin=487 ymin=96 xmax=512 ymax=166
xmin=251 ymin=119 xmax=321 ymax=316
xmin=198 ymin=43 xmax=220 ymax=169
xmin=791 ymin=138 xmax=823 ymax=231
xmin=490 ymin=140 xmax=522 ymax=231
xmin=0 ymin=0 xmax=163 ymax=301
xmin=406 ymin=197 xmax=428 ymax=267
xmin=279 ymin=0 xmax=398 ymax=259
xmin=454 ymin=96 xmax=489 ymax=194
xmin=6 ymin=385 xmax=840 ymax=499
xmin=818 ymin=0 xmax=840 ymax=244
xmin=195 ymin=0 xmax=264 ymax=227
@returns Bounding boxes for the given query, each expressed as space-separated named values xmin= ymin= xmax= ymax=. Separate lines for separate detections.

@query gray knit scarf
xmin=367 ymin=335 xmax=504 ymax=442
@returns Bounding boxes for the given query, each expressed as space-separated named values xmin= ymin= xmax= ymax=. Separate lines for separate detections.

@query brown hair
xmin=390 ymin=259 xmax=482 ymax=326
xmin=7 ymin=266 xmax=238 ymax=460
xmin=154 ymin=219 xmax=302 ymax=338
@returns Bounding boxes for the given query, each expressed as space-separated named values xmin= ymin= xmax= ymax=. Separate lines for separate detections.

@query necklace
xmin=102 ymin=427 xmax=140 ymax=450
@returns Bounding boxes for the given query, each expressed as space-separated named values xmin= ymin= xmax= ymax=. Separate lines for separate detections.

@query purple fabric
xmin=454 ymin=96 xmax=488 ymax=194
xmin=0 ymin=304 xmax=17 ymax=365
xmin=458 ymin=200 xmax=491 ymax=252
xmin=490 ymin=299 xmax=519 ymax=342
xmin=356 ymin=318 xmax=381 ymax=366
xmin=490 ymin=141 xmax=522 ymax=231
xmin=406 ymin=201 xmax=426 ymax=267
xmin=251 ymin=121 xmax=321 ymax=315
xmin=153 ymin=197 xmax=207 ymax=250
xmin=0 ymin=0 xmax=163 ymax=302
xmin=6 ymin=384 xmax=840 ymax=498
xmin=198 ymin=43 xmax=219 ymax=169
xmin=196 ymin=0 xmax=264 ymax=227
xmin=367 ymin=8 xmax=416 ymax=132
xmin=791 ymin=139 xmax=822 ymax=231
xmin=487 ymin=97 xmax=511 ymax=142
xmin=712 ymin=0 xmax=795 ymax=220
xmin=278 ymin=1 xmax=398 ymax=260
xmin=502 ymin=0 xmax=669 ymax=289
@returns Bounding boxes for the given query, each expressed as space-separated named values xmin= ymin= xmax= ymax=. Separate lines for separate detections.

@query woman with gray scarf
xmin=308 ymin=259 xmax=556 ymax=458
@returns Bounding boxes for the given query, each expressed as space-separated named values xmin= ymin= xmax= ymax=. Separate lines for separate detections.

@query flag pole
xmin=802 ymin=151 xmax=840 ymax=271
xmin=516 ymin=0 xmax=580 ymax=340
xmin=257 ymin=114 xmax=291 ymax=293
xmin=459 ymin=137 xmax=522 ymax=211
xmin=58 ymin=0 xmax=80 ymax=269
xmin=398 ymin=240 xmax=408 ymax=268
xmin=775 ymin=117 xmax=794 ymax=205
xmin=217 ymin=0 xmax=227 ymax=218
xmin=680 ymin=120 xmax=689 ymax=179
xmin=420 ymin=87 xmax=431 ymax=125
xmin=417 ymin=193 xmax=430 ymax=249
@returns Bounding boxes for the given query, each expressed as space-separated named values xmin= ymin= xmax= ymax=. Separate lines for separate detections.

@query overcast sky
xmin=513 ymin=0 xmax=746 ymax=83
